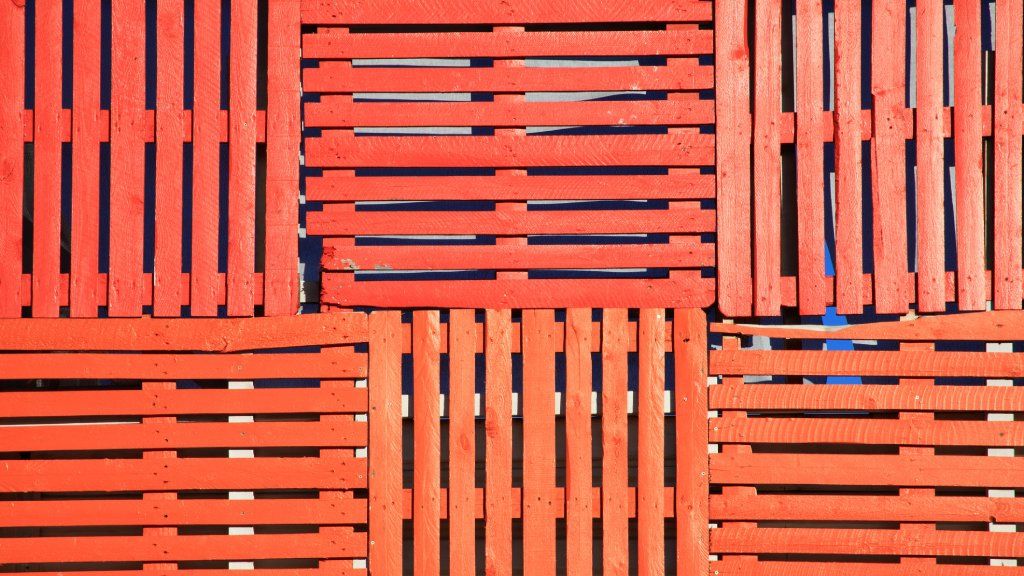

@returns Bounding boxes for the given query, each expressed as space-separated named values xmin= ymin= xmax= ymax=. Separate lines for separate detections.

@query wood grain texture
xmin=601 ymin=308 xmax=630 ymax=576
xmin=448 ymin=309 xmax=476 ymax=576
xmin=368 ymin=311 xmax=403 ymax=576
xmin=0 ymin=0 xmax=24 ymax=317
xmin=522 ymin=309 xmax=556 ymax=576
xmin=993 ymin=0 xmax=1024 ymax=309
xmin=711 ymin=348 xmax=1024 ymax=378
xmin=675 ymin=308 xmax=708 ymax=576
xmin=485 ymin=309 xmax=513 ymax=576
xmin=564 ymin=308 xmax=593 ymax=576
xmin=637 ymin=309 xmax=665 ymax=576
xmin=752 ymin=0 xmax=782 ymax=316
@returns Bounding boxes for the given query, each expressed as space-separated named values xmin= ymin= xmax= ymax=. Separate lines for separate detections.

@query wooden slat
xmin=637 ymin=309 xmax=665 ymax=576
xmin=711 ymin=349 xmax=1024 ymax=378
xmin=521 ymin=309 xmax=556 ymax=576
xmin=0 ymin=0 xmax=24 ymax=318
xmin=710 ymin=417 xmax=1024 ymax=447
xmin=412 ymin=310 xmax=441 ymax=576
xmin=993 ymin=0 xmax=1024 ymax=309
xmin=709 ymin=383 xmax=1024 ymax=412
xmin=564 ymin=308 xmax=593 ymax=576
xmin=954 ymin=0 xmax=985 ymax=310
xmin=109 ymin=0 xmax=147 ymax=316
xmin=710 ymin=493 xmax=1024 ymax=523
xmin=752 ymin=0 xmax=782 ymax=316
xmin=70 ymin=0 xmax=102 ymax=317
xmin=485 ymin=309 xmax=513 ymax=576
xmin=448 ymin=309 xmax=476 ymax=576
xmin=795 ymin=0 xmax=825 ymax=315
xmin=675 ymin=308 xmax=709 ymax=576
xmin=601 ymin=308 xmax=629 ymax=576
xmin=368 ymin=311 xmax=403 ymax=576
xmin=228 ymin=0 xmax=258 ymax=316
xmin=32 ymin=0 xmax=63 ymax=318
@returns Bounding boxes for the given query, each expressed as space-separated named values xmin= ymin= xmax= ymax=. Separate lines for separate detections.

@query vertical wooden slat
xmin=485 ymin=309 xmax=513 ymax=576
xmin=564 ymin=308 xmax=593 ymax=576
xmin=109 ymin=0 xmax=146 ymax=316
xmin=0 ymin=0 xmax=24 ymax=318
xmin=915 ymin=0 xmax=945 ymax=312
xmin=715 ymin=0 xmax=753 ymax=317
xmin=601 ymin=308 xmax=629 ymax=576
xmin=522 ymin=309 xmax=556 ymax=576
xmin=753 ymin=0 xmax=782 ymax=316
xmin=413 ymin=310 xmax=441 ymax=576
xmin=870 ymin=0 xmax=909 ymax=314
xmin=228 ymin=0 xmax=258 ymax=316
xmin=264 ymin=0 xmax=300 ymax=316
xmin=675 ymin=308 xmax=708 ymax=576
xmin=190 ymin=0 xmax=221 ymax=317
xmin=953 ymin=0 xmax=984 ymax=310
xmin=993 ymin=0 xmax=1023 ymax=310
xmin=154 ymin=0 xmax=184 ymax=317
xmin=33 ymin=0 xmax=63 ymax=318
xmin=368 ymin=310 xmax=403 ymax=576
xmin=448 ymin=309 xmax=476 ymax=576
xmin=833 ymin=0 xmax=863 ymax=315
xmin=795 ymin=0 xmax=825 ymax=315
xmin=70 ymin=0 xmax=101 ymax=317
xmin=637 ymin=309 xmax=665 ymax=576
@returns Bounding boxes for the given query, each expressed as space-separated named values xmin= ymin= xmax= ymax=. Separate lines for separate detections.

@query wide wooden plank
xmin=710 ymin=383 xmax=1024 ymax=412
xmin=637 ymin=309 xmax=665 ymax=576
xmin=833 ymin=0 xmax=863 ymax=314
xmin=520 ymin=309 xmax=556 ymax=576
xmin=485 ymin=309 xmax=513 ymax=576
xmin=914 ymin=0 xmax=945 ymax=311
xmin=228 ymin=0 xmax=258 ymax=315
xmin=993 ymin=0 xmax=1024 ymax=308
xmin=0 ymin=0 xmax=24 ymax=317
xmin=412 ymin=310 xmax=442 ymax=576
xmin=752 ymin=0 xmax=782 ymax=316
xmin=711 ymin=493 xmax=1024 ymax=523
xmin=712 ymin=349 xmax=1024 ymax=378
xmin=564 ymin=308 xmax=593 ymax=576
xmin=448 ymin=309 xmax=476 ymax=576
xmin=711 ymin=417 xmax=1024 ymax=447
xmin=368 ymin=311 xmax=403 ymax=576
xmin=602 ymin=309 xmax=630 ymax=576
xmin=675 ymin=308 xmax=708 ymax=576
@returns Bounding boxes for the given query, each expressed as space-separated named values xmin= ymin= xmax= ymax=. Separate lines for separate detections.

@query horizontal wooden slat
xmin=303 ymin=29 xmax=713 ymax=59
xmin=710 ymin=417 xmax=1024 ymax=447
xmin=710 ymin=494 xmax=1024 ymax=523
xmin=0 ymin=498 xmax=367 ymax=527
xmin=0 ymin=532 xmax=365 ymax=564
xmin=0 ymin=457 xmax=366 ymax=492
xmin=304 ymin=62 xmax=711 ymax=93
xmin=0 ymin=421 xmax=367 ymax=452
xmin=299 ymin=0 xmax=713 ymax=25
xmin=710 ymin=559 xmax=1014 ymax=576
xmin=21 ymin=109 xmax=265 ymax=142
xmin=306 ymin=174 xmax=715 ymax=202
xmin=309 ymin=208 xmax=714 ymax=236
xmin=322 ymin=275 xmax=715 ymax=308
xmin=712 ymin=310 xmax=1024 ymax=342
xmin=711 ymin=453 xmax=1024 ymax=488
xmin=324 ymin=243 xmax=713 ymax=271
xmin=711 ymin=526 xmax=1024 ymax=558
xmin=712 ymin=350 xmax=1024 ymax=378
xmin=0 ymin=388 xmax=367 ymax=418
xmin=0 ymin=313 xmax=366 ymax=352
xmin=306 ymin=133 xmax=715 ymax=168
xmin=710 ymin=384 xmax=1024 ymax=412
xmin=305 ymin=99 xmax=714 ymax=127
xmin=0 ymin=351 xmax=365 ymax=380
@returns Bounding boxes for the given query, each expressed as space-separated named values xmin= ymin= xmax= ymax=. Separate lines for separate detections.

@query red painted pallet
xmin=0 ymin=0 xmax=300 ymax=318
xmin=0 ymin=313 xmax=368 ymax=571
xmin=301 ymin=1 xmax=716 ymax=309
xmin=717 ymin=0 xmax=1024 ymax=317
xmin=710 ymin=311 xmax=1024 ymax=573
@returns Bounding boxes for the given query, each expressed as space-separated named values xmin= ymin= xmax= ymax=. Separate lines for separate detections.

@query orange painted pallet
xmin=301 ymin=3 xmax=715 ymax=309
xmin=709 ymin=312 xmax=1024 ymax=572
xmin=0 ymin=0 xmax=300 ymax=318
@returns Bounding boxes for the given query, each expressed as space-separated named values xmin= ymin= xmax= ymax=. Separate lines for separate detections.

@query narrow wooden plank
xmin=485 ymin=309 xmax=513 ymax=576
xmin=0 ymin=533 xmax=366 ymax=564
xmin=299 ymin=0 xmax=713 ymax=24
xmin=564 ymin=308 xmax=593 ymax=576
xmin=190 ymin=0 xmax=222 ymax=316
xmin=306 ymin=174 xmax=714 ymax=202
xmin=711 ymin=348 xmax=1024 ymax=378
xmin=0 ymin=457 xmax=366 ymax=492
xmin=601 ymin=308 xmax=630 ymax=576
xmin=70 ymin=0 xmax=102 ymax=317
xmin=710 ymin=493 xmax=1024 ymax=523
xmin=0 ymin=498 xmax=367 ymax=527
xmin=870 ymin=0 xmax=909 ymax=313
xmin=305 ymin=99 xmax=715 ymax=128
xmin=521 ymin=309 xmax=556 ymax=576
xmin=0 ymin=387 xmax=367 ymax=418
xmin=448 ymin=309 xmax=476 ymax=576
xmin=228 ymin=0 xmax=258 ymax=315
xmin=264 ymin=0 xmax=301 ymax=316
xmin=0 ymin=0 xmax=24 ymax=317
xmin=412 ymin=310 xmax=442 ymax=576
xmin=833 ymin=0 xmax=863 ymax=314
xmin=309 ymin=208 xmax=714 ymax=236
xmin=709 ymin=382 xmax=1024 ymax=412
xmin=32 ymin=0 xmax=63 ymax=318
xmin=953 ymin=0 xmax=985 ymax=310
xmin=675 ymin=308 xmax=708 ymax=576
xmin=304 ymin=62 xmax=713 ymax=93
xmin=752 ymin=0 xmax=782 ymax=315
xmin=303 ymin=29 xmax=713 ymax=59
xmin=306 ymin=133 xmax=716 ymax=168
xmin=711 ymin=416 xmax=1024 ymax=446
xmin=637 ymin=309 xmax=665 ymax=575
xmin=109 ymin=0 xmax=147 ymax=316
xmin=715 ymin=0 xmax=753 ymax=316
xmin=321 ymin=276 xmax=715 ymax=309
xmin=368 ymin=311 xmax=403 ymax=576
xmin=914 ymin=0 xmax=946 ymax=311
xmin=994 ymin=0 xmax=1024 ymax=309
xmin=795 ymin=0 xmax=826 ymax=314
xmin=153 ymin=0 xmax=185 ymax=317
